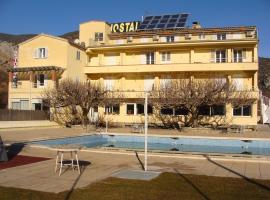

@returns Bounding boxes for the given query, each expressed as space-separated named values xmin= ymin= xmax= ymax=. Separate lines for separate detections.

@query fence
xmin=0 ymin=109 xmax=50 ymax=121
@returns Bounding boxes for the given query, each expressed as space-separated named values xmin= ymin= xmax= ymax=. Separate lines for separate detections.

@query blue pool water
xmin=33 ymin=134 xmax=270 ymax=156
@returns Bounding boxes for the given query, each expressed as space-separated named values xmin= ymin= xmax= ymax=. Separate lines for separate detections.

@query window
xmin=95 ymin=32 xmax=103 ymax=42
xmin=127 ymin=104 xmax=135 ymax=115
xmin=39 ymin=74 xmax=45 ymax=86
xmin=161 ymin=108 xmax=174 ymax=115
xmin=233 ymin=49 xmax=243 ymax=63
xmin=105 ymin=104 xmax=120 ymax=115
xmin=11 ymin=100 xmax=29 ymax=110
xmin=211 ymin=105 xmax=225 ymax=115
xmin=146 ymin=52 xmax=155 ymax=64
xmin=198 ymin=34 xmax=205 ymax=40
xmin=166 ymin=36 xmax=174 ymax=42
xmin=33 ymin=74 xmax=47 ymax=88
xmin=137 ymin=104 xmax=153 ymax=115
xmin=175 ymin=107 xmax=189 ymax=115
xmin=233 ymin=105 xmax=252 ymax=116
xmin=199 ymin=105 xmax=225 ymax=116
xmin=161 ymin=52 xmax=171 ymax=63
xmin=161 ymin=106 xmax=188 ymax=116
xmin=215 ymin=50 xmax=226 ymax=63
xmin=217 ymin=33 xmax=226 ymax=40
xmin=76 ymin=51 xmax=80 ymax=60
xmin=198 ymin=105 xmax=211 ymax=116
xmin=35 ymin=48 xmax=48 ymax=59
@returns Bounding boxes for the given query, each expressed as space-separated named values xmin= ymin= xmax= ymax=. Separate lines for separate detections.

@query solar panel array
xmin=137 ymin=13 xmax=189 ymax=31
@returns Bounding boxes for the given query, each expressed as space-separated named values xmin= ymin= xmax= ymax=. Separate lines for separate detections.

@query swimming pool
xmin=32 ymin=134 xmax=270 ymax=156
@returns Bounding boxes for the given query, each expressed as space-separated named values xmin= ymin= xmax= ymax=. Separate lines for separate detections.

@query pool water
xmin=33 ymin=134 xmax=270 ymax=156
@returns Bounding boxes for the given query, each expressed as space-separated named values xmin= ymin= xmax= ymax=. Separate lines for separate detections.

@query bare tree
xmin=150 ymin=79 xmax=256 ymax=128
xmin=43 ymin=79 xmax=123 ymax=129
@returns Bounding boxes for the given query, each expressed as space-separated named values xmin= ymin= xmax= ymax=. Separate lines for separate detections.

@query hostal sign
xmin=110 ymin=21 xmax=140 ymax=33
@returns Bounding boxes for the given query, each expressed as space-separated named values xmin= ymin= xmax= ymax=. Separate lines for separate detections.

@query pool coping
xmin=29 ymin=143 xmax=270 ymax=163
xmin=101 ymin=132 xmax=270 ymax=141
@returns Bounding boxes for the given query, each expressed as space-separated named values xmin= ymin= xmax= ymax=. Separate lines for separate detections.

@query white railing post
xmin=144 ymin=92 xmax=148 ymax=171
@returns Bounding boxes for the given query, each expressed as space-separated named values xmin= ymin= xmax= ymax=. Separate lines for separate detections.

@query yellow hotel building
xmin=8 ymin=14 xmax=259 ymax=126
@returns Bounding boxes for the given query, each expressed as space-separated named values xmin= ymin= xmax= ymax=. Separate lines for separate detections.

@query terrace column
xmin=227 ymin=74 xmax=232 ymax=86
xmin=155 ymin=51 xmax=160 ymax=64
xmin=227 ymin=49 xmax=232 ymax=62
xmin=98 ymin=54 xmax=103 ymax=66
xmin=121 ymin=76 xmax=125 ymax=91
xmin=29 ymin=71 xmax=34 ymax=87
xmin=253 ymin=71 xmax=258 ymax=91
xmin=253 ymin=46 xmax=258 ymax=62
xmin=154 ymin=76 xmax=159 ymax=90
xmin=29 ymin=71 xmax=34 ymax=110
xmin=120 ymin=53 xmax=125 ymax=65
xmin=52 ymin=70 xmax=57 ymax=87
xmin=190 ymin=49 xmax=195 ymax=63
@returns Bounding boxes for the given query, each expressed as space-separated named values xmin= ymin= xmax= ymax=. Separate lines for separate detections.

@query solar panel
xmin=138 ymin=13 xmax=189 ymax=30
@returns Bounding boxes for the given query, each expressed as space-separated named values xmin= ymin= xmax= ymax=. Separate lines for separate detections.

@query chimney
xmin=192 ymin=21 xmax=201 ymax=29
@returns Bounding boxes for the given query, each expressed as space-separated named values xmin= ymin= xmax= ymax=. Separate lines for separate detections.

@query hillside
xmin=0 ymin=33 xmax=37 ymax=44
xmin=0 ymin=31 xmax=79 ymax=45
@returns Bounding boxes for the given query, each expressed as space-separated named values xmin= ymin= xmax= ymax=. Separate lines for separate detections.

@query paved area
xmin=0 ymin=125 xmax=270 ymax=193
xmin=0 ymin=120 xmax=59 ymax=129
xmin=0 ymin=146 xmax=270 ymax=193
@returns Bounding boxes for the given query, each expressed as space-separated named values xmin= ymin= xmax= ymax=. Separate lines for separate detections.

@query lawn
xmin=1 ymin=172 xmax=270 ymax=200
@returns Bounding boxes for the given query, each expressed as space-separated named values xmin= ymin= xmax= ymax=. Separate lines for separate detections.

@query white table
xmin=53 ymin=147 xmax=81 ymax=176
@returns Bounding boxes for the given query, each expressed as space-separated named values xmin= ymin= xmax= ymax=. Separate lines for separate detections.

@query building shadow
xmin=64 ymin=160 xmax=91 ymax=200
xmin=135 ymin=151 xmax=145 ymax=170
xmin=173 ymin=168 xmax=211 ymax=200
xmin=204 ymin=155 xmax=270 ymax=192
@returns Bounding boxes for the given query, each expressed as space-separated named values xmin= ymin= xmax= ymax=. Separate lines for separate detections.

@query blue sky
xmin=0 ymin=0 xmax=269 ymax=57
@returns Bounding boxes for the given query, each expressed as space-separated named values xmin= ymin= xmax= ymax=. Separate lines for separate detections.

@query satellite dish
xmin=74 ymin=39 xmax=80 ymax=44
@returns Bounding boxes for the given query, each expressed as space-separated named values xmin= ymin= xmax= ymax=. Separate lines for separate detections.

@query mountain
xmin=259 ymin=57 xmax=270 ymax=97
xmin=0 ymin=31 xmax=79 ymax=45
xmin=0 ymin=33 xmax=37 ymax=45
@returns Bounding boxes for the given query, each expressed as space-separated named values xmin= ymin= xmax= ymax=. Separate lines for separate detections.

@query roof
xmin=7 ymin=66 xmax=64 ymax=72
xmin=18 ymin=33 xmax=85 ymax=51
xmin=108 ymin=26 xmax=257 ymax=39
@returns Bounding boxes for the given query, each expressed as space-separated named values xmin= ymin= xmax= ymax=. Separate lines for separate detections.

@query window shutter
xmin=34 ymin=48 xmax=38 ymax=58
xmin=144 ymin=77 xmax=155 ymax=91
xmin=161 ymin=37 xmax=166 ymax=42
xmin=242 ymin=49 xmax=246 ymax=61
xmin=211 ymin=50 xmax=216 ymax=63
xmin=45 ymin=48 xmax=48 ymax=58
xmin=141 ymin=54 xmax=146 ymax=64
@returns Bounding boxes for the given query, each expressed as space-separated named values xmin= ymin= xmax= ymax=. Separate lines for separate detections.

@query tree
xmin=43 ymin=78 xmax=123 ymax=129
xmin=0 ymin=42 xmax=14 ymax=108
xmin=149 ymin=79 xmax=256 ymax=128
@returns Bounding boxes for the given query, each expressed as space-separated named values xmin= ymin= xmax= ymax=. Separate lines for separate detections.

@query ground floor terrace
xmin=0 ymin=126 xmax=270 ymax=199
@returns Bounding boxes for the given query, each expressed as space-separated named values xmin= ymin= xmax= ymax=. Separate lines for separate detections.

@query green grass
xmin=1 ymin=173 xmax=270 ymax=200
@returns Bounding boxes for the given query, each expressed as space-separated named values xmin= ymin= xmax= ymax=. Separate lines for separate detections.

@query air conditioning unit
xmin=185 ymin=34 xmax=192 ymax=40
xmin=246 ymin=31 xmax=255 ymax=37
xmin=127 ymin=36 xmax=133 ymax=42
xmin=153 ymin=35 xmax=159 ymax=41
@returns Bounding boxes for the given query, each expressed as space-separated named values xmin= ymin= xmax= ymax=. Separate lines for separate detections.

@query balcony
xmin=84 ymin=61 xmax=258 ymax=74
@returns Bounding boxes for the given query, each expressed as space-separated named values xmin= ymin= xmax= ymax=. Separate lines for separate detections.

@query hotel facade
xmin=7 ymin=14 xmax=259 ymax=126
